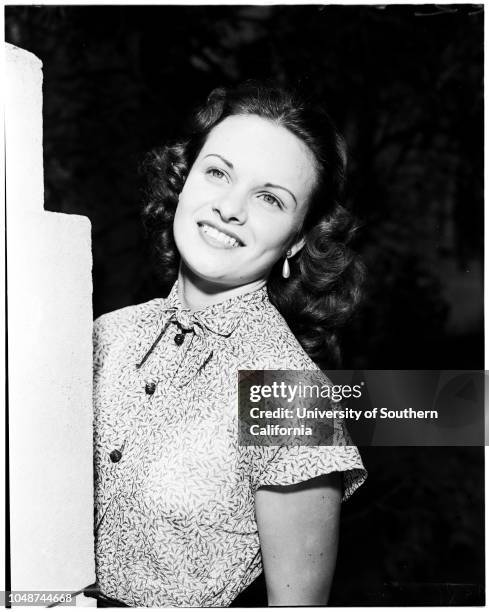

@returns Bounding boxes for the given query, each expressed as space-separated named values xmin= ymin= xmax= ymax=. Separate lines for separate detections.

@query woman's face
xmin=173 ymin=114 xmax=317 ymax=289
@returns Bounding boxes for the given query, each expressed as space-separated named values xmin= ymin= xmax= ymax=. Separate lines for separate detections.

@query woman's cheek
xmin=252 ymin=215 xmax=296 ymax=253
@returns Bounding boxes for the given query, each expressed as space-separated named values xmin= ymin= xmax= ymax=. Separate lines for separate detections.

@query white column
xmin=6 ymin=43 xmax=96 ymax=596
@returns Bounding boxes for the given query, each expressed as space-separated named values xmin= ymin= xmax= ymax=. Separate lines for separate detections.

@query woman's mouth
xmin=197 ymin=222 xmax=244 ymax=249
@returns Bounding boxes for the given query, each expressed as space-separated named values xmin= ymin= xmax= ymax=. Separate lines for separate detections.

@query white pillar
xmin=6 ymin=43 xmax=95 ymax=595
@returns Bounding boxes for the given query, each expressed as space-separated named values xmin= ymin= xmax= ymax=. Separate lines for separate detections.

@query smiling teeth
xmin=201 ymin=224 xmax=240 ymax=248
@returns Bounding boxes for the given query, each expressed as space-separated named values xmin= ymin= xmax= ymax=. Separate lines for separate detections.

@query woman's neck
xmin=177 ymin=265 xmax=266 ymax=311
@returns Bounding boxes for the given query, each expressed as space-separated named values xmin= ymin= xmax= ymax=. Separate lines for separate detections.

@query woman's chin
xmin=180 ymin=260 xmax=234 ymax=285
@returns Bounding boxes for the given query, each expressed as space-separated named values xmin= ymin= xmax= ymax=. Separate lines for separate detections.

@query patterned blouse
xmin=93 ymin=281 xmax=367 ymax=607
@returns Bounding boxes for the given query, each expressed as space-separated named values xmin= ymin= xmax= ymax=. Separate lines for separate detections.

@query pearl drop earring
xmin=282 ymin=249 xmax=292 ymax=279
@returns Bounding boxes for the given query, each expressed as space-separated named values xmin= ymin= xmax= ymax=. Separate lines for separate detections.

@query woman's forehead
xmin=198 ymin=114 xmax=317 ymax=198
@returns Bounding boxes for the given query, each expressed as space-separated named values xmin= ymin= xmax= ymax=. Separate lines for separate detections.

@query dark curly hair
xmin=141 ymin=82 xmax=364 ymax=368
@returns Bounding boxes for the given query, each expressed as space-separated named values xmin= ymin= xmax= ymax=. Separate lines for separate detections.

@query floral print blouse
xmin=93 ymin=281 xmax=367 ymax=607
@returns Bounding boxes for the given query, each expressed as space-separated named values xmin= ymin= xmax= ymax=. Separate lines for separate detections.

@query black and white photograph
xmin=4 ymin=2 xmax=484 ymax=608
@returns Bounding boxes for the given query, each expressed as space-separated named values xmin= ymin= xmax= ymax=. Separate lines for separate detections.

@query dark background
xmin=5 ymin=4 xmax=484 ymax=605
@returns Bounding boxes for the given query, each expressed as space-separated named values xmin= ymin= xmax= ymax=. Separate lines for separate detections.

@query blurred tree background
xmin=5 ymin=4 xmax=484 ymax=605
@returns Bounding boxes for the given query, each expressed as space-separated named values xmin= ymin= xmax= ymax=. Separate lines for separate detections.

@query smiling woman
xmin=92 ymin=82 xmax=367 ymax=607
xmin=174 ymin=114 xmax=316 ymax=299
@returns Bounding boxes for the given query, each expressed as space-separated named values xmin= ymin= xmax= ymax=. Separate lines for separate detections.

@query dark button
xmin=109 ymin=449 xmax=122 ymax=463
xmin=145 ymin=381 xmax=156 ymax=395
xmin=174 ymin=333 xmax=185 ymax=346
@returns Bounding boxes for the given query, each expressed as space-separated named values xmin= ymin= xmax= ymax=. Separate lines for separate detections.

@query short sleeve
xmin=248 ymin=408 xmax=367 ymax=501
xmin=241 ymin=327 xmax=368 ymax=501
xmin=252 ymin=442 xmax=366 ymax=501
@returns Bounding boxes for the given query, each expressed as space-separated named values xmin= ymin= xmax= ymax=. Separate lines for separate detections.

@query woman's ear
xmin=289 ymin=235 xmax=306 ymax=258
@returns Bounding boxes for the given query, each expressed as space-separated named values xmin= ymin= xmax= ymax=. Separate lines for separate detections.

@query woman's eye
xmin=258 ymin=193 xmax=282 ymax=209
xmin=206 ymin=168 xmax=227 ymax=181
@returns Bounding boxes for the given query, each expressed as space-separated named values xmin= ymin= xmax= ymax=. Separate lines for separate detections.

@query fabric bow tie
xmin=163 ymin=280 xmax=267 ymax=338
xmin=165 ymin=306 xmax=239 ymax=338
xmin=137 ymin=281 xmax=267 ymax=388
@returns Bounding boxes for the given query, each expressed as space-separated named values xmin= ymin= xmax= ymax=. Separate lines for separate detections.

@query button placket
xmin=138 ymin=320 xmax=192 ymax=399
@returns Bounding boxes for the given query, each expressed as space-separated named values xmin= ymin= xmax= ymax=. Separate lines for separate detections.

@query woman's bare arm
xmin=255 ymin=472 xmax=342 ymax=606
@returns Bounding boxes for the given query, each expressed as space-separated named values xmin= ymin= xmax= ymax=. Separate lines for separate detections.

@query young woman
xmin=93 ymin=82 xmax=367 ymax=607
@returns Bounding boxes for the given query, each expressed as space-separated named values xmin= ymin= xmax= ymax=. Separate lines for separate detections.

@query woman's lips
xmin=197 ymin=222 xmax=244 ymax=249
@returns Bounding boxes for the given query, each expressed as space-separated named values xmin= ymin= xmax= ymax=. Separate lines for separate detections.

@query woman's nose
xmin=213 ymin=193 xmax=248 ymax=224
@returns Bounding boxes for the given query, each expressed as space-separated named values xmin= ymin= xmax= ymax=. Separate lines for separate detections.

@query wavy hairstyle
xmin=141 ymin=82 xmax=364 ymax=367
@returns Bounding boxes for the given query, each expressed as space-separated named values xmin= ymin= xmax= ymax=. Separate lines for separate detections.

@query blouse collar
xmin=162 ymin=280 xmax=268 ymax=337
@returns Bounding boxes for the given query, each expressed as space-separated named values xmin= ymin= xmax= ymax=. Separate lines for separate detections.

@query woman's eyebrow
xmin=203 ymin=155 xmax=297 ymax=207
xmin=203 ymin=153 xmax=234 ymax=170
xmin=264 ymin=183 xmax=298 ymax=207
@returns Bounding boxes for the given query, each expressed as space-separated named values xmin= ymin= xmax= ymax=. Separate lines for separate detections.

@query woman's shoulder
xmin=240 ymin=295 xmax=319 ymax=371
xmin=93 ymin=297 xmax=166 ymax=346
